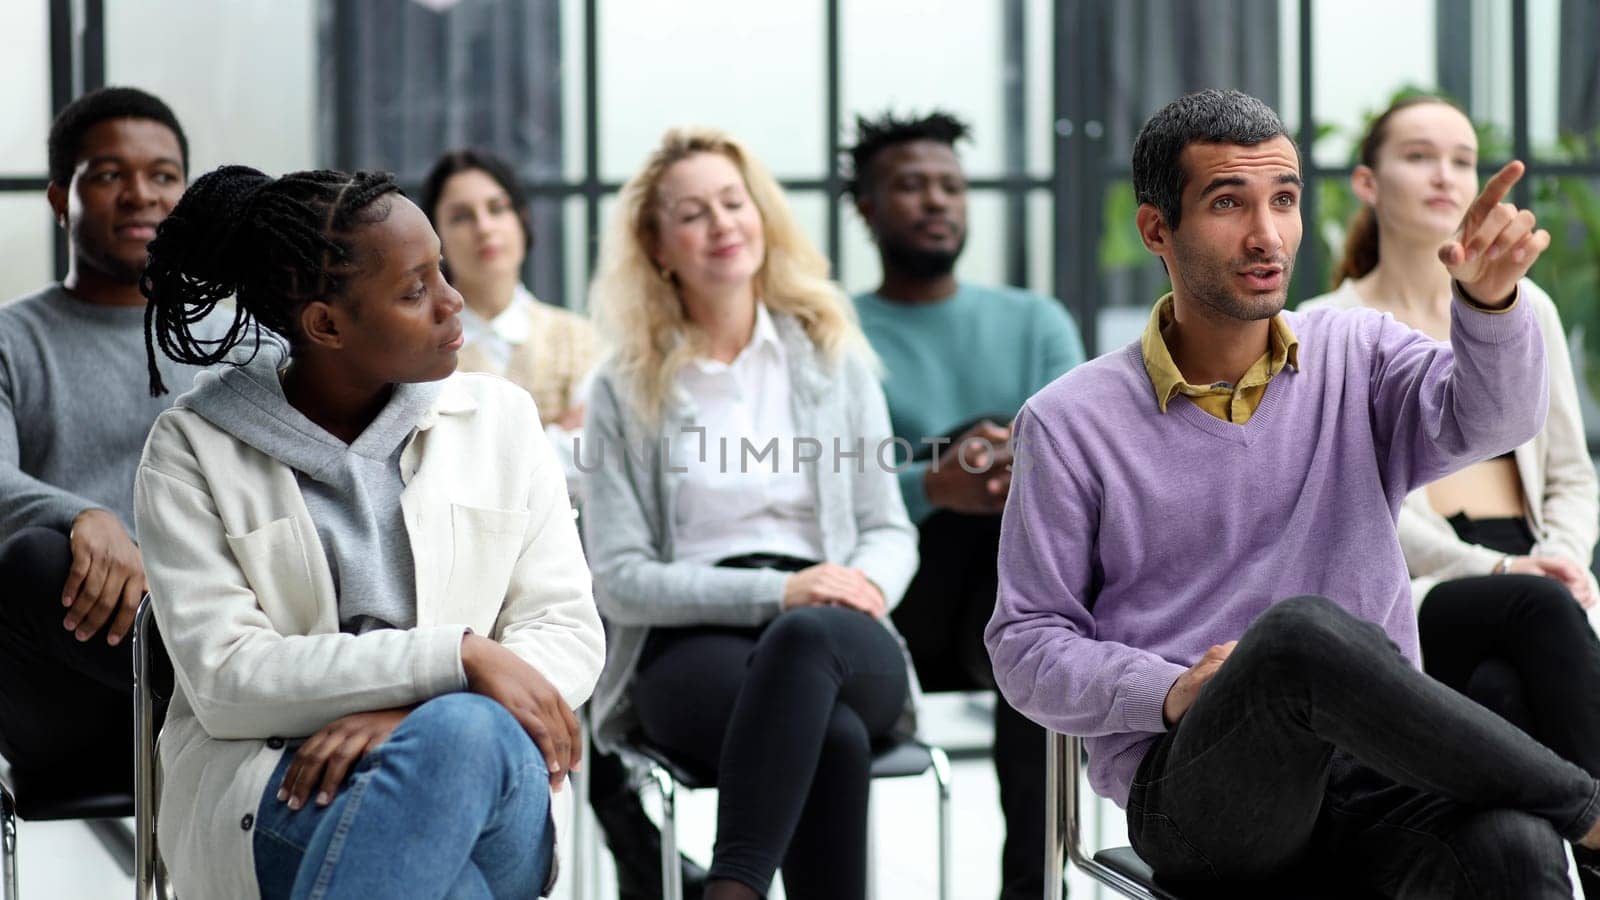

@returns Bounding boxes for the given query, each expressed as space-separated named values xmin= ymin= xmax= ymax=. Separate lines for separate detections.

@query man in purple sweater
xmin=986 ymin=89 xmax=1600 ymax=895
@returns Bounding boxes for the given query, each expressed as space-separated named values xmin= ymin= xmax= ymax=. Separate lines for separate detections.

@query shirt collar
xmin=689 ymin=302 xmax=783 ymax=374
xmin=1140 ymin=293 xmax=1300 ymax=413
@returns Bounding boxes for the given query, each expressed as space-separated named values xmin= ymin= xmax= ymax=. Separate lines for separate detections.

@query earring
xmin=657 ymin=265 xmax=674 ymax=283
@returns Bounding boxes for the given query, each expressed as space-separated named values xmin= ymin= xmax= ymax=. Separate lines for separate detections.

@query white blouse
xmin=670 ymin=303 xmax=825 ymax=565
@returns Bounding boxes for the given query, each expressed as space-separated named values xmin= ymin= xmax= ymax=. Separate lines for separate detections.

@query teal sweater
xmin=855 ymin=283 xmax=1085 ymax=523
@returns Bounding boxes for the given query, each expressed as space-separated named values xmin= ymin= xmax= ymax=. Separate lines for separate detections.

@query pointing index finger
xmin=1464 ymin=160 xmax=1525 ymax=227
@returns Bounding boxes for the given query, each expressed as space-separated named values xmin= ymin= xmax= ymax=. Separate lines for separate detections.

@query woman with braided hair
xmin=132 ymin=164 xmax=605 ymax=899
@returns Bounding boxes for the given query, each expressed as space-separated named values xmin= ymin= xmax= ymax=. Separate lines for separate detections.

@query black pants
xmin=630 ymin=604 xmax=908 ymax=900
xmin=1131 ymin=596 xmax=1598 ymax=899
xmin=0 ymin=526 xmax=133 ymax=787
xmin=893 ymin=509 xmax=1045 ymax=900
xmin=1419 ymin=515 xmax=1600 ymax=894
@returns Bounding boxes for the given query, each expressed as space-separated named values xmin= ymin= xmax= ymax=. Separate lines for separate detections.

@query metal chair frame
xmin=1046 ymin=731 xmax=1163 ymax=900
xmin=632 ymin=738 xmax=953 ymax=900
xmin=0 ymin=596 xmax=168 ymax=900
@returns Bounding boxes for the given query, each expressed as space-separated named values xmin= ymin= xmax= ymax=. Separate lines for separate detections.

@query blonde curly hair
xmin=589 ymin=126 xmax=872 ymax=425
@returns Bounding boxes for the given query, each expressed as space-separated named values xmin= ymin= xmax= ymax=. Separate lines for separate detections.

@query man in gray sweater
xmin=0 ymin=87 xmax=210 ymax=786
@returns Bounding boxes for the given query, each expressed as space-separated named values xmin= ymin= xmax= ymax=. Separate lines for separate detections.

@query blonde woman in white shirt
xmin=1301 ymin=94 xmax=1600 ymax=897
xmin=581 ymin=128 xmax=919 ymax=900
xmin=134 ymin=165 xmax=604 ymax=899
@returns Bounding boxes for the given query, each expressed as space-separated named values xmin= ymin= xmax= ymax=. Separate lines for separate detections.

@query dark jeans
xmin=0 ymin=526 xmax=133 ymax=786
xmin=893 ymin=509 xmax=1045 ymax=900
xmin=630 ymin=605 xmax=909 ymax=900
xmin=1129 ymin=595 xmax=1600 ymax=899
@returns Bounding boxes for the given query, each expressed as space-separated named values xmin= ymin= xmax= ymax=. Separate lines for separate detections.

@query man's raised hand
xmin=1438 ymin=160 xmax=1551 ymax=307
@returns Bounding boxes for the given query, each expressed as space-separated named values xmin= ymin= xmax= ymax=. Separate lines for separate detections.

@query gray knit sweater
xmin=0 ymin=284 xmax=220 ymax=537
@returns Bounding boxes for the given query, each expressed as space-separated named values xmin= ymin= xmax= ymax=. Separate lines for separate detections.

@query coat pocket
xmin=442 ymin=503 xmax=531 ymax=634
xmin=224 ymin=516 xmax=319 ymax=635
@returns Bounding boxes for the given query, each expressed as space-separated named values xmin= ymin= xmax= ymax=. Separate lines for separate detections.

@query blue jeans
xmin=252 ymin=694 xmax=555 ymax=900
xmin=1128 ymin=596 xmax=1600 ymax=898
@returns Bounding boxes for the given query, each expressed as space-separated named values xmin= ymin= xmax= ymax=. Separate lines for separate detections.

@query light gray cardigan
xmin=581 ymin=311 xmax=922 ymax=752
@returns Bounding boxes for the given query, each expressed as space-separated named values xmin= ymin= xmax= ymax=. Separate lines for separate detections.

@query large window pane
xmin=0 ymin=195 xmax=54 ymax=302
xmin=0 ymin=2 xmax=49 ymax=176
xmin=561 ymin=0 xmax=587 ymax=182
xmin=1530 ymin=0 xmax=1600 ymax=162
xmin=842 ymin=0 xmax=1006 ymax=178
xmin=1312 ymin=0 xmax=1437 ymax=167
xmin=1025 ymin=0 xmax=1055 ymax=179
xmin=1528 ymin=175 xmax=1600 ymax=443
xmin=106 ymin=0 xmax=316 ymax=175
xmin=598 ymin=0 xmax=825 ymax=181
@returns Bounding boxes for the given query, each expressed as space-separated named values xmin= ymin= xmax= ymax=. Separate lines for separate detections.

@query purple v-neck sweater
xmin=986 ymin=297 xmax=1548 ymax=807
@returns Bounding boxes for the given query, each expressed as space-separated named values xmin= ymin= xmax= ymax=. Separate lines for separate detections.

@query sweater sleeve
xmin=580 ymin=372 xmax=788 ymax=628
xmin=1367 ymin=288 xmax=1548 ymax=500
xmin=985 ymin=403 xmax=1187 ymax=738
xmin=0 ymin=346 xmax=100 ymax=535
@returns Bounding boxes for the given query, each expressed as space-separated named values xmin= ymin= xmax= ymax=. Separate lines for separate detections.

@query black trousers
xmin=1131 ymin=596 xmax=1596 ymax=899
xmin=630 ymin=604 xmax=908 ymax=900
xmin=1418 ymin=515 xmax=1600 ymax=894
xmin=892 ymin=509 xmax=1045 ymax=900
xmin=0 ymin=526 xmax=133 ymax=787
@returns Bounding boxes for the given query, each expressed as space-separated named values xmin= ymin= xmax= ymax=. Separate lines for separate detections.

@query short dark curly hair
xmin=48 ymin=86 xmax=189 ymax=187
xmin=1131 ymin=89 xmax=1295 ymax=232
xmin=842 ymin=109 xmax=972 ymax=199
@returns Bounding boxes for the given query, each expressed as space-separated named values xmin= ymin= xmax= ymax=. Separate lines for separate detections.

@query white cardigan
xmin=133 ymin=372 xmax=605 ymax=900
xmin=1302 ymin=279 xmax=1600 ymax=614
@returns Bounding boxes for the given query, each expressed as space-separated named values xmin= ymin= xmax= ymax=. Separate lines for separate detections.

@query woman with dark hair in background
xmin=135 ymin=164 xmax=604 ymax=899
xmin=420 ymin=149 xmax=600 ymax=489
xmin=1302 ymin=94 xmax=1600 ymax=895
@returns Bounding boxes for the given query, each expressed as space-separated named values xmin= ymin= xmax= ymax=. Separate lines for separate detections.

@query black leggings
xmin=0 ymin=526 xmax=134 ymax=785
xmin=1420 ymin=572 xmax=1600 ymax=779
xmin=630 ymin=605 xmax=909 ymax=899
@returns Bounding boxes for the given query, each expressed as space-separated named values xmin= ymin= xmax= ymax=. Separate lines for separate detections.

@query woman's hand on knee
xmin=1507 ymin=555 xmax=1596 ymax=608
xmin=782 ymin=564 xmax=886 ymax=618
xmin=461 ymin=634 xmax=582 ymax=792
xmin=277 ymin=707 xmax=413 ymax=811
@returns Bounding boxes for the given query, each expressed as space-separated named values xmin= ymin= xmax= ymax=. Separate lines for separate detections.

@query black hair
xmin=418 ymin=148 xmax=534 ymax=254
xmin=1131 ymin=89 xmax=1295 ymax=232
xmin=48 ymin=86 xmax=189 ymax=187
xmin=842 ymin=109 xmax=972 ymax=199
xmin=140 ymin=165 xmax=402 ymax=396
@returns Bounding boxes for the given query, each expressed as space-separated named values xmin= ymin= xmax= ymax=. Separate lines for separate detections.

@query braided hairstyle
xmin=140 ymin=165 xmax=402 ymax=395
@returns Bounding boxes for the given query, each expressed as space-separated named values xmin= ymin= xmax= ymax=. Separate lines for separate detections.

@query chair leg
xmin=648 ymin=765 xmax=681 ymax=900
xmin=1 ymin=784 xmax=17 ymax=900
xmin=928 ymin=746 xmax=952 ymax=900
xmin=865 ymin=787 xmax=876 ymax=900
xmin=1045 ymin=732 xmax=1066 ymax=900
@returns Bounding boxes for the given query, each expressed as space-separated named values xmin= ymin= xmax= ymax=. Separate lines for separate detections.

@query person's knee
xmin=0 ymin=526 xmax=72 ymax=585
xmin=1504 ymin=574 xmax=1589 ymax=633
xmin=406 ymin=694 xmax=542 ymax=778
xmin=755 ymin=606 xmax=844 ymax=661
xmin=1242 ymin=595 xmax=1382 ymax=679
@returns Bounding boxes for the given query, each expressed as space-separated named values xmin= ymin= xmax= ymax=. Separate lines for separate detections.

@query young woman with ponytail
xmin=133 ymin=164 xmax=604 ymax=899
xmin=1303 ymin=96 xmax=1600 ymax=895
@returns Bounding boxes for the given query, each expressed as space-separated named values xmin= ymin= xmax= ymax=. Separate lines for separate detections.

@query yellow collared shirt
xmin=1140 ymin=294 xmax=1300 ymax=425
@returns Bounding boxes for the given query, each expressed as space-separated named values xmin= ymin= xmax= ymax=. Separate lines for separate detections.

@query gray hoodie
xmin=177 ymin=341 xmax=440 ymax=633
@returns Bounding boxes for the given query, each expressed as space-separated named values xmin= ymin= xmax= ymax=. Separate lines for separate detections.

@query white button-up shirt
xmin=670 ymin=303 xmax=825 ymax=565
